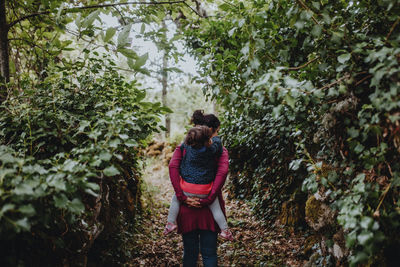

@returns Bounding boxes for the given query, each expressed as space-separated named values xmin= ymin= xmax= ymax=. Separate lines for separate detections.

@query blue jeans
xmin=182 ymin=230 xmax=218 ymax=267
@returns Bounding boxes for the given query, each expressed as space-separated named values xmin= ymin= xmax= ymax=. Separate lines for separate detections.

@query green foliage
xmin=183 ymin=0 xmax=400 ymax=265
xmin=6 ymin=0 xmax=195 ymax=84
xmin=0 ymin=55 xmax=166 ymax=265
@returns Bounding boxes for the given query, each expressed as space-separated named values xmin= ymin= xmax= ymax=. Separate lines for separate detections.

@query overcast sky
xmin=102 ymin=14 xmax=199 ymax=92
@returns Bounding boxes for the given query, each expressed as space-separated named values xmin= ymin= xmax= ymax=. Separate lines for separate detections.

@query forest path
xmin=128 ymin=157 xmax=306 ymax=266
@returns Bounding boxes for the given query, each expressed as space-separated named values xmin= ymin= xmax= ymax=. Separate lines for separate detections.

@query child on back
xmin=163 ymin=125 xmax=233 ymax=240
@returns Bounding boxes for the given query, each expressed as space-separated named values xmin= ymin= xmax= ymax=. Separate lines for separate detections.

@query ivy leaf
xmin=338 ymin=53 xmax=351 ymax=64
xmin=82 ymin=10 xmax=100 ymax=28
xmin=347 ymin=127 xmax=359 ymax=138
xmin=85 ymin=189 xmax=98 ymax=197
xmin=360 ymin=216 xmax=374 ymax=229
xmin=125 ymin=140 xmax=138 ymax=147
xmin=109 ymin=138 xmax=121 ymax=148
xmin=289 ymin=159 xmax=303 ymax=170
xmin=312 ymin=1 xmax=320 ymax=9
xmin=63 ymin=159 xmax=78 ymax=172
xmin=285 ymin=94 xmax=296 ymax=109
xmin=78 ymin=120 xmax=90 ymax=132
xmin=311 ymin=25 xmax=322 ymax=37
xmin=15 ymin=218 xmax=31 ymax=232
xmin=132 ymin=53 xmax=149 ymax=69
xmin=75 ymin=13 xmax=82 ymax=28
xmin=56 ymin=2 xmax=65 ymax=22
xmin=99 ymin=151 xmax=112 ymax=161
xmin=219 ymin=3 xmax=231 ymax=11
xmin=250 ymin=58 xmax=260 ymax=69
xmin=69 ymin=198 xmax=85 ymax=214
xmin=104 ymin=27 xmax=116 ymax=43
xmin=103 ymin=165 xmax=120 ymax=176
xmin=354 ymin=143 xmax=365 ymax=154
xmin=19 ymin=204 xmax=35 ymax=217
xmin=0 ymin=203 xmax=15 ymax=218
xmin=117 ymin=48 xmax=137 ymax=59
xmin=140 ymin=23 xmax=146 ymax=34
xmin=228 ymin=27 xmax=236 ymax=37
xmin=14 ymin=183 xmax=34 ymax=195
xmin=353 ymin=251 xmax=369 ymax=263
xmin=119 ymin=134 xmax=129 ymax=140
xmin=86 ymin=182 xmax=100 ymax=191
xmin=48 ymin=175 xmax=66 ymax=191
xmin=54 ymin=194 xmax=68 ymax=208
xmin=118 ymin=24 xmax=132 ymax=48
xmin=357 ymin=231 xmax=373 ymax=245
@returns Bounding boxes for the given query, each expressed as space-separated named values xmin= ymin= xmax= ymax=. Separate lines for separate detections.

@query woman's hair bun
xmin=191 ymin=110 xmax=205 ymax=125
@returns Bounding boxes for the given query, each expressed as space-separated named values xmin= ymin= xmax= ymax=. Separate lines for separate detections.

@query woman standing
xmin=168 ymin=110 xmax=230 ymax=267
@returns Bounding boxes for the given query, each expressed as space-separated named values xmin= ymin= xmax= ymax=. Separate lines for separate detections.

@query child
xmin=163 ymin=126 xmax=233 ymax=240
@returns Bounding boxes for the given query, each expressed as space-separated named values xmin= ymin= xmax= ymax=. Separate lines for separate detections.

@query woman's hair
xmin=191 ymin=110 xmax=220 ymax=132
xmin=184 ymin=126 xmax=212 ymax=148
xmin=204 ymin=114 xmax=220 ymax=132
xmin=191 ymin=110 xmax=206 ymax=125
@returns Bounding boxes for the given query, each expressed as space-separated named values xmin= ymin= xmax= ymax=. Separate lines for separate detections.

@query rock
xmin=303 ymin=252 xmax=320 ymax=267
xmin=305 ymin=195 xmax=335 ymax=231
xmin=331 ymin=229 xmax=348 ymax=260
xmin=332 ymin=243 xmax=344 ymax=259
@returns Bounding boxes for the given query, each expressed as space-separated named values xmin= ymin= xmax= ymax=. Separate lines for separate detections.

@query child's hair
xmin=191 ymin=110 xmax=221 ymax=132
xmin=184 ymin=126 xmax=212 ymax=149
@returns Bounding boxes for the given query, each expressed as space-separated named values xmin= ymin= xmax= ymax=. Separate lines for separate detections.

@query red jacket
xmin=168 ymin=145 xmax=229 ymax=234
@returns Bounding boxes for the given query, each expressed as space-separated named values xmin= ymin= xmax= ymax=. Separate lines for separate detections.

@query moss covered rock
xmin=305 ymin=195 xmax=335 ymax=231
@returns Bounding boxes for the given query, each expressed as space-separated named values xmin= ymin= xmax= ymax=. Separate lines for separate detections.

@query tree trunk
xmin=213 ymin=100 xmax=218 ymax=117
xmin=161 ymin=20 xmax=170 ymax=139
xmin=0 ymin=0 xmax=9 ymax=102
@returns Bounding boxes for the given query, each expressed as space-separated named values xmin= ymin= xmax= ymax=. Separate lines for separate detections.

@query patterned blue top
xmin=180 ymin=136 xmax=223 ymax=184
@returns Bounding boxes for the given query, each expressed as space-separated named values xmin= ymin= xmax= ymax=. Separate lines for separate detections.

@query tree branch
xmin=317 ymin=73 xmax=350 ymax=91
xmin=8 ymin=1 xmax=186 ymax=29
xmin=296 ymin=0 xmax=320 ymax=25
xmin=354 ymin=74 xmax=372 ymax=86
xmin=386 ymin=17 xmax=400 ymax=41
xmin=183 ymin=1 xmax=207 ymax=18
xmin=112 ymin=6 xmax=127 ymax=26
xmin=287 ymin=57 xmax=319 ymax=71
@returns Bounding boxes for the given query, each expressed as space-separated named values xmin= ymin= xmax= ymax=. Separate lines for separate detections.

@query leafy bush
xmin=0 ymin=55 xmax=167 ymax=265
xmin=183 ymin=0 xmax=400 ymax=265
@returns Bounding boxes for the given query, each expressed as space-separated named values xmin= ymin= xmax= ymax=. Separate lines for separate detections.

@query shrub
xmin=0 ymin=55 xmax=167 ymax=265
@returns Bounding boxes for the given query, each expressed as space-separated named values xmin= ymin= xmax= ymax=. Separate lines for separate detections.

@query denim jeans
xmin=182 ymin=230 xmax=218 ymax=267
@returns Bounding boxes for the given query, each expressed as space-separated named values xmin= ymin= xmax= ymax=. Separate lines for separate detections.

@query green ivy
xmin=183 ymin=0 xmax=400 ymax=265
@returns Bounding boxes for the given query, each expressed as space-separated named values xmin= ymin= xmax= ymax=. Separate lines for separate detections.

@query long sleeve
xmin=208 ymin=136 xmax=222 ymax=155
xmin=168 ymin=145 xmax=187 ymax=202
xmin=199 ymin=147 xmax=229 ymax=206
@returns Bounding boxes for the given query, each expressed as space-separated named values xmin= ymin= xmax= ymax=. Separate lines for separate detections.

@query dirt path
xmin=128 ymin=158 xmax=306 ymax=266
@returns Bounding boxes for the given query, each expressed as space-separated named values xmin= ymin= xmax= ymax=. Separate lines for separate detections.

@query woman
xmin=168 ymin=110 xmax=229 ymax=266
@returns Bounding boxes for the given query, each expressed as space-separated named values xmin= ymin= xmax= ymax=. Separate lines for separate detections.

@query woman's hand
xmin=184 ymin=197 xmax=201 ymax=208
